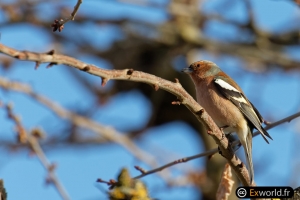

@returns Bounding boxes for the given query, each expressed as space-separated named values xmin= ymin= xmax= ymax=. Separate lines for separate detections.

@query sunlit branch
xmin=0 ymin=43 xmax=254 ymax=185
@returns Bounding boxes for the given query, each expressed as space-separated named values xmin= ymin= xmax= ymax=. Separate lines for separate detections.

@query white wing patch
xmin=214 ymin=79 xmax=239 ymax=92
xmin=231 ymin=96 xmax=248 ymax=104
xmin=214 ymin=78 xmax=248 ymax=104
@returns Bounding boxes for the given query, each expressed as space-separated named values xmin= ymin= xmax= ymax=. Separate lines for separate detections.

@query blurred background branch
xmin=3 ymin=103 xmax=70 ymax=200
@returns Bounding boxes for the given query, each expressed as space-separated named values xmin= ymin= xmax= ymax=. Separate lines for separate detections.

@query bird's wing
xmin=214 ymin=77 xmax=272 ymax=143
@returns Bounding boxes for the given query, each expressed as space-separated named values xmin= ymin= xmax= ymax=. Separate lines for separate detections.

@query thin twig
xmin=69 ymin=0 xmax=82 ymax=20
xmin=132 ymin=111 xmax=300 ymax=179
xmin=133 ymin=148 xmax=218 ymax=179
xmin=4 ymin=104 xmax=71 ymax=200
xmin=51 ymin=0 xmax=83 ymax=32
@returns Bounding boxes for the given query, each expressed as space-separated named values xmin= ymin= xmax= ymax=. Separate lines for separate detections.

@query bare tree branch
xmin=0 ymin=77 xmax=158 ymax=170
xmin=3 ymin=104 xmax=70 ymax=200
xmin=2 ymin=43 xmax=299 ymax=185
xmin=5 ymin=76 xmax=299 ymax=185
xmin=0 ymin=44 xmax=254 ymax=185
xmin=133 ymin=148 xmax=218 ymax=179
xmin=51 ymin=0 xmax=83 ymax=32
xmin=131 ymin=111 xmax=300 ymax=179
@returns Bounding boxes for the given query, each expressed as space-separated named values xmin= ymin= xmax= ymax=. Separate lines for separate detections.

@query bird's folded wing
xmin=214 ymin=78 xmax=272 ymax=143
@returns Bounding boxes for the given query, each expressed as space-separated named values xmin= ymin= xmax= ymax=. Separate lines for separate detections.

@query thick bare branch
xmin=0 ymin=43 xmax=253 ymax=185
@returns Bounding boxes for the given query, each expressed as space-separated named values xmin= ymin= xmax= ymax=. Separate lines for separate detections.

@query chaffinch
xmin=182 ymin=60 xmax=272 ymax=183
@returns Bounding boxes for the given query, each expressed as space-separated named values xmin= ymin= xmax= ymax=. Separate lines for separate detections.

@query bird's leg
xmin=219 ymin=125 xmax=229 ymax=140
xmin=217 ymin=126 xmax=240 ymax=155
xmin=218 ymin=126 xmax=230 ymax=155
xmin=219 ymin=125 xmax=238 ymax=152
xmin=232 ymin=142 xmax=242 ymax=152
xmin=220 ymin=125 xmax=234 ymax=143
xmin=217 ymin=146 xmax=222 ymax=155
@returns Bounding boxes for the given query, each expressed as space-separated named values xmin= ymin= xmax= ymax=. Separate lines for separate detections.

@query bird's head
xmin=182 ymin=60 xmax=221 ymax=80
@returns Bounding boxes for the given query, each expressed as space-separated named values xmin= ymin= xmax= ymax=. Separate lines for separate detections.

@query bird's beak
xmin=181 ymin=67 xmax=193 ymax=74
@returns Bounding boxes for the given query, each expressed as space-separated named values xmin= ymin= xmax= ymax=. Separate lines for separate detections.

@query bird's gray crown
xmin=190 ymin=60 xmax=221 ymax=77
xmin=205 ymin=63 xmax=221 ymax=77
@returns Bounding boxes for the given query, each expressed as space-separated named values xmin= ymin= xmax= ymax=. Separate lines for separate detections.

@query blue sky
xmin=0 ymin=0 xmax=300 ymax=200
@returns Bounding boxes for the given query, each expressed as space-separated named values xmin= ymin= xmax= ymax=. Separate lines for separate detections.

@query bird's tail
xmin=241 ymin=128 xmax=254 ymax=184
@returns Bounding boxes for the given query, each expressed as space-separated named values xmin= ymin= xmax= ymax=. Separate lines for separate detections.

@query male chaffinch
xmin=182 ymin=60 xmax=272 ymax=183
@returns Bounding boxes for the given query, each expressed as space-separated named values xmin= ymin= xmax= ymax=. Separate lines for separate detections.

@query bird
xmin=182 ymin=60 xmax=272 ymax=183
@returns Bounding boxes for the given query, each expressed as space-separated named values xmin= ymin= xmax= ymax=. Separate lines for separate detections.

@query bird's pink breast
xmin=195 ymin=79 xmax=244 ymax=133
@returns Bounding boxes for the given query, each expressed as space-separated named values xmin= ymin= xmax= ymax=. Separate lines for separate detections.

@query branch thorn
xmin=101 ymin=78 xmax=108 ymax=87
xmin=127 ymin=69 xmax=134 ymax=75
xmin=35 ymin=61 xmax=41 ymax=70
xmin=134 ymin=166 xmax=147 ymax=174
xmin=171 ymin=101 xmax=181 ymax=105
xmin=153 ymin=84 xmax=159 ymax=91
xmin=46 ymin=62 xmax=57 ymax=68
xmin=82 ymin=66 xmax=90 ymax=72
